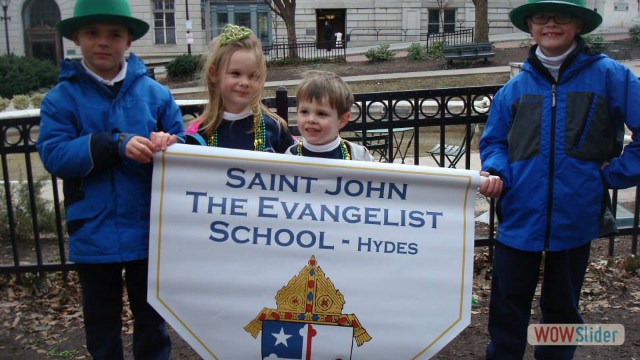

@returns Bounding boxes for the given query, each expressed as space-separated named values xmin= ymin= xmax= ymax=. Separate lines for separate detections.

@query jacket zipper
xmin=544 ymin=84 xmax=557 ymax=251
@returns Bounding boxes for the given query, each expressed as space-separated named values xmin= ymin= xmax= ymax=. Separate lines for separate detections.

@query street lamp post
xmin=185 ymin=0 xmax=191 ymax=55
xmin=1 ymin=0 xmax=10 ymax=54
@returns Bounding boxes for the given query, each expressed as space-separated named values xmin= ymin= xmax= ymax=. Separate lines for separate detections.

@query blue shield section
xmin=262 ymin=320 xmax=305 ymax=359
xmin=260 ymin=320 xmax=354 ymax=360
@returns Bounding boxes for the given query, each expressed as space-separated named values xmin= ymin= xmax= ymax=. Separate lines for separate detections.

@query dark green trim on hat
xmin=56 ymin=0 xmax=150 ymax=40
xmin=509 ymin=0 xmax=603 ymax=35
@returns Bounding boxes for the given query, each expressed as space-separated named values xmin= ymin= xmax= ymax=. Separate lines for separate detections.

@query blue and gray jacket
xmin=480 ymin=38 xmax=640 ymax=251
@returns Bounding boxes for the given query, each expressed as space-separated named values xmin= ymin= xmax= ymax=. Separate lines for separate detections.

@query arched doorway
xmin=23 ymin=0 xmax=61 ymax=66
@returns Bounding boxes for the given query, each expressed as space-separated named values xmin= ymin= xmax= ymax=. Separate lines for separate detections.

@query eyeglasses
xmin=530 ymin=13 xmax=575 ymax=25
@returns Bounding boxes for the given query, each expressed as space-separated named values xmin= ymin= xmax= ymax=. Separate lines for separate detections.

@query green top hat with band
xmin=509 ymin=0 xmax=603 ymax=35
xmin=56 ymin=0 xmax=150 ymax=40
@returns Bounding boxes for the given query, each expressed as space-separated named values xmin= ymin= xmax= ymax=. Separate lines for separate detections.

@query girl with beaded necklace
xmin=285 ymin=70 xmax=374 ymax=161
xmin=185 ymin=25 xmax=294 ymax=153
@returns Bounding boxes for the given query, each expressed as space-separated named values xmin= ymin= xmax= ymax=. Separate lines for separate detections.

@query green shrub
xmin=583 ymin=34 xmax=606 ymax=52
xmin=0 ymin=55 xmax=58 ymax=99
xmin=30 ymin=93 xmax=45 ymax=108
xmin=165 ymin=54 xmax=204 ymax=81
xmin=406 ymin=43 xmax=428 ymax=61
xmin=630 ymin=25 xmax=640 ymax=45
xmin=12 ymin=95 xmax=30 ymax=110
xmin=519 ymin=39 xmax=532 ymax=48
xmin=0 ymin=97 xmax=9 ymax=111
xmin=0 ymin=177 xmax=61 ymax=243
xmin=427 ymin=41 xmax=445 ymax=60
xmin=364 ymin=44 xmax=396 ymax=62
xmin=624 ymin=255 xmax=640 ymax=274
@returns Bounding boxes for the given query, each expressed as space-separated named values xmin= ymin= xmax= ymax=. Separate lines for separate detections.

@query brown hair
xmin=296 ymin=70 xmax=354 ymax=118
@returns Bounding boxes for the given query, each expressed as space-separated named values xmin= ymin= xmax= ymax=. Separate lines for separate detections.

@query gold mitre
xmin=244 ymin=255 xmax=372 ymax=346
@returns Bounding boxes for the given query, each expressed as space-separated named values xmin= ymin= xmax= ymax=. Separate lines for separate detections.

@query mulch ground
xmin=0 ymin=235 xmax=638 ymax=359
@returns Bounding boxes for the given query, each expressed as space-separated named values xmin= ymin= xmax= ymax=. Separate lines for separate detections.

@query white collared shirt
xmin=81 ymin=59 xmax=128 ymax=86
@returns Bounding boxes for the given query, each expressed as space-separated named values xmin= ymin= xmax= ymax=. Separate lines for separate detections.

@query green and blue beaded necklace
xmin=296 ymin=139 xmax=351 ymax=160
xmin=207 ymin=109 xmax=266 ymax=151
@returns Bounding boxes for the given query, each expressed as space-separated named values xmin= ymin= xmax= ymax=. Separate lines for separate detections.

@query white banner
xmin=149 ymin=144 xmax=480 ymax=359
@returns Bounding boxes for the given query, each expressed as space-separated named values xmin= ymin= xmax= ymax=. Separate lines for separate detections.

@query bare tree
xmin=264 ymin=0 xmax=298 ymax=58
xmin=435 ymin=0 xmax=450 ymax=33
xmin=472 ymin=0 xmax=489 ymax=42
xmin=271 ymin=10 xmax=282 ymax=43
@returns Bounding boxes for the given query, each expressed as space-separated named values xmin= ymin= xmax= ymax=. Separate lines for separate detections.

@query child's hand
xmin=150 ymin=132 xmax=178 ymax=151
xmin=479 ymin=171 xmax=503 ymax=198
xmin=125 ymin=136 xmax=156 ymax=164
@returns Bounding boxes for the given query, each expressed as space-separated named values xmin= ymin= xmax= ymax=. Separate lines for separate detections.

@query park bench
xmin=443 ymin=42 xmax=495 ymax=65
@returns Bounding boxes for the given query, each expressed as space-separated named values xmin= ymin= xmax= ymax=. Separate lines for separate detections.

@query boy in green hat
xmin=36 ymin=0 xmax=184 ymax=359
xmin=480 ymin=0 xmax=640 ymax=359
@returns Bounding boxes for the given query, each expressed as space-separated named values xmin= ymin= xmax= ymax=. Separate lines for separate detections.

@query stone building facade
xmin=0 ymin=0 xmax=637 ymax=64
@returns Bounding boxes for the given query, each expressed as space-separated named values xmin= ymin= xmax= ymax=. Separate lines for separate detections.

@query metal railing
xmin=346 ymin=27 xmax=474 ymax=47
xmin=1 ymin=85 xmax=638 ymax=277
xmin=263 ymin=41 xmax=346 ymax=62
xmin=262 ymin=29 xmax=474 ymax=59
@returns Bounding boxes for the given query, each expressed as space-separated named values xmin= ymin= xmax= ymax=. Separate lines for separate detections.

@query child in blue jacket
xmin=36 ymin=0 xmax=184 ymax=358
xmin=480 ymin=0 xmax=640 ymax=359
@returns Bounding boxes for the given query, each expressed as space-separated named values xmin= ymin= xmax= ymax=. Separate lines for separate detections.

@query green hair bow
xmin=219 ymin=24 xmax=253 ymax=45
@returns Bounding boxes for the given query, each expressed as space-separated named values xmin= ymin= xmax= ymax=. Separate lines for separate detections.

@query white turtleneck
xmin=535 ymin=42 xmax=577 ymax=80
xmin=302 ymin=136 xmax=342 ymax=152
xmin=223 ymin=108 xmax=253 ymax=121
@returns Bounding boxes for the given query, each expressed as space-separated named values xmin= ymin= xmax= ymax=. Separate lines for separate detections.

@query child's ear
xmin=72 ymin=31 xmax=80 ymax=46
xmin=574 ymin=19 xmax=584 ymax=34
xmin=338 ymin=112 xmax=351 ymax=130
xmin=526 ymin=19 xmax=533 ymax=34
xmin=208 ymin=67 xmax=217 ymax=85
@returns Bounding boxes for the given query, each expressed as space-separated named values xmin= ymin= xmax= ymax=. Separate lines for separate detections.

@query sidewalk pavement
xmin=170 ymin=65 xmax=513 ymax=95
xmin=171 ymin=28 xmax=637 ymax=96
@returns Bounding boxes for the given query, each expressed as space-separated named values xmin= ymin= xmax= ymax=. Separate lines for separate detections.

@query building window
xmin=428 ymin=8 xmax=457 ymax=33
xmin=211 ymin=3 xmax=271 ymax=45
xmin=443 ymin=9 xmax=456 ymax=33
xmin=216 ymin=12 xmax=228 ymax=35
xmin=154 ymin=0 xmax=176 ymax=44
xmin=428 ymin=9 xmax=439 ymax=33
xmin=256 ymin=11 xmax=269 ymax=43
xmin=25 ymin=0 xmax=60 ymax=28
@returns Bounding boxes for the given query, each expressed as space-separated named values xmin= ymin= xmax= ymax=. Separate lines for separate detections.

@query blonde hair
xmin=296 ymin=70 xmax=354 ymax=117
xmin=199 ymin=30 xmax=284 ymax=137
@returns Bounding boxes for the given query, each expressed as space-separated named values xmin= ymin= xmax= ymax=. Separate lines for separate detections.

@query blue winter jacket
xmin=480 ymin=40 xmax=640 ymax=252
xmin=36 ymin=53 xmax=185 ymax=263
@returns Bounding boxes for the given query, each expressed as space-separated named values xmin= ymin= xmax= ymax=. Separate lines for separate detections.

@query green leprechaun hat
xmin=56 ymin=0 xmax=150 ymax=40
xmin=509 ymin=0 xmax=603 ymax=35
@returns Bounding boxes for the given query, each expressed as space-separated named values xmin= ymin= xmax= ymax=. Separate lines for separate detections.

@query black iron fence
xmin=263 ymin=41 xmax=346 ymax=62
xmin=346 ymin=28 xmax=474 ymax=48
xmin=261 ymin=29 xmax=474 ymax=62
xmin=1 ymin=85 xmax=638 ymax=277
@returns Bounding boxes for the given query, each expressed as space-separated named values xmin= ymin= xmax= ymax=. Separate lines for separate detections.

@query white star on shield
xmin=272 ymin=327 xmax=292 ymax=347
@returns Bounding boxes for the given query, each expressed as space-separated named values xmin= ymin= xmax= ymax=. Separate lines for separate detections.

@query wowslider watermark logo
xmin=528 ymin=324 xmax=625 ymax=346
